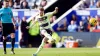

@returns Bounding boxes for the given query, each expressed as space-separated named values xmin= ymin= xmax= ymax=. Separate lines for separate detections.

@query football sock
xmin=11 ymin=38 xmax=15 ymax=51
xmin=3 ymin=39 xmax=6 ymax=52
xmin=35 ymin=38 xmax=45 ymax=54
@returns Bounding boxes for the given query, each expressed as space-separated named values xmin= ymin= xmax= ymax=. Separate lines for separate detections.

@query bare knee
xmin=3 ymin=36 xmax=6 ymax=40
xmin=43 ymin=37 xmax=48 ymax=43
xmin=10 ymin=33 xmax=15 ymax=38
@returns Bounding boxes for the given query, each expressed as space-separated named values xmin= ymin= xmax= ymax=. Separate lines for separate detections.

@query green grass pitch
xmin=0 ymin=48 xmax=100 ymax=56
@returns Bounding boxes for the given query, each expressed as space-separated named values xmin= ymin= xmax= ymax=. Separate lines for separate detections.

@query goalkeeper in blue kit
xmin=27 ymin=7 xmax=60 ymax=56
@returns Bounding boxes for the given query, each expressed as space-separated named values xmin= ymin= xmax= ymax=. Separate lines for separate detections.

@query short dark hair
xmin=4 ymin=0 xmax=9 ymax=2
xmin=39 ymin=7 xmax=44 ymax=11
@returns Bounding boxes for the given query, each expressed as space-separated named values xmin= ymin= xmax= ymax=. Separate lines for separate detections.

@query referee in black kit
xmin=0 ymin=0 xmax=15 ymax=54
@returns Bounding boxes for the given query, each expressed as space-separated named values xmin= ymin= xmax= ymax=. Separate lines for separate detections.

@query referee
xmin=0 ymin=0 xmax=15 ymax=54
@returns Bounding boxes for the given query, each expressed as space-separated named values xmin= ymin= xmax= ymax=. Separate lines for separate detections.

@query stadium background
xmin=0 ymin=0 xmax=100 ymax=48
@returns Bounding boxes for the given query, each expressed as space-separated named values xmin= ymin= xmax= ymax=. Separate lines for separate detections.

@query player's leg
xmin=10 ymin=33 xmax=15 ymax=54
xmin=33 ymin=29 xmax=53 ymax=56
xmin=34 ymin=37 xmax=48 ymax=55
xmin=2 ymin=23 xmax=8 ymax=54
xmin=42 ymin=29 xmax=56 ymax=44
xmin=10 ymin=24 xmax=15 ymax=54
xmin=3 ymin=36 xmax=7 ymax=54
xmin=41 ymin=29 xmax=53 ymax=41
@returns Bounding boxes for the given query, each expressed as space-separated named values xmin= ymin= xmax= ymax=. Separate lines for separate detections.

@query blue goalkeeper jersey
xmin=0 ymin=7 xmax=13 ymax=23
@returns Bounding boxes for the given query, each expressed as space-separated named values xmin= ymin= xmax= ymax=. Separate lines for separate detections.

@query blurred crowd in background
xmin=57 ymin=14 xmax=100 ymax=32
xmin=79 ymin=0 xmax=100 ymax=9
xmin=57 ymin=0 xmax=100 ymax=32
xmin=0 ymin=0 xmax=47 ymax=9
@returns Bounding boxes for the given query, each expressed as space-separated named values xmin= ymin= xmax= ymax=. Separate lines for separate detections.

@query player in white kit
xmin=28 ymin=7 xmax=58 ymax=56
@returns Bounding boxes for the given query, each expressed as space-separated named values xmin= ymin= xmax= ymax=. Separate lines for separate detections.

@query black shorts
xmin=45 ymin=29 xmax=53 ymax=35
xmin=2 ymin=23 xmax=15 ymax=37
xmin=40 ymin=29 xmax=53 ymax=38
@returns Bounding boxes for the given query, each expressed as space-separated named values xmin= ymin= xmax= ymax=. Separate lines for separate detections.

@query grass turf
xmin=0 ymin=48 xmax=100 ymax=56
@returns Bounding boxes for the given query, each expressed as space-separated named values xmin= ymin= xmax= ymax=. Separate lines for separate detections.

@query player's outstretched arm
xmin=53 ymin=7 xmax=58 ymax=14
xmin=45 ymin=7 xmax=58 ymax=20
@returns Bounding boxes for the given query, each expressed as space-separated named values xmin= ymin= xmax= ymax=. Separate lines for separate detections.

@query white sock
xmin=35 ymin=38 xmax=45 ymax=54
